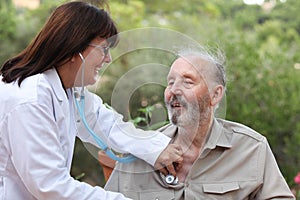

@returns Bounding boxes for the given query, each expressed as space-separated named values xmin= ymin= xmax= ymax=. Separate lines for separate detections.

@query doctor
xmin=0 ymin=1 xmax=182 ymax=200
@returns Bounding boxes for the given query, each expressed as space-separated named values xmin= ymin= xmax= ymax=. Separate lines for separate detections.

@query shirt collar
xmin=43 ymin=68 xmax=66 ymax=102
xmin=160 ymin=118 xmax=232 ymax=157
xmin=205 ymin=118 xmax=232 ymax=149
xmin=199 ymin=118 xmax=232 ymax=159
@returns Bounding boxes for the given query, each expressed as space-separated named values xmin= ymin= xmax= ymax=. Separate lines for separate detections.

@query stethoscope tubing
xmin=74 ymin=93 xmax=136 ymax=163
xmin=75 ymin=52 xmax=136 ymax=163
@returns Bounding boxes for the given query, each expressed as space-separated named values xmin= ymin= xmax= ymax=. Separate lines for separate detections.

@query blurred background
xmin=1 ymin=0 xmax=300 ymax=189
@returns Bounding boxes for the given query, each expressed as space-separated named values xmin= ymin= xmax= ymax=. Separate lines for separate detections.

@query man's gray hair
xmin=177 ymin=46 xmax=226 ymax=88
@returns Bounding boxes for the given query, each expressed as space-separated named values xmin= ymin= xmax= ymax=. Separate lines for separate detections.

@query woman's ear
xmin=70 ymin=54 xmax=76 ymax=62
xmin=210 ymin=85 xmax=224 ymax=106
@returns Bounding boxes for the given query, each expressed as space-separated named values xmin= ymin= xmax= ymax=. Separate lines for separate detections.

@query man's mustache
xmin=169 ymin=95 xmax=187 ymax=107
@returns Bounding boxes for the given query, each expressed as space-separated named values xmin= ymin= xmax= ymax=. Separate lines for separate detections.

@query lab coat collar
xmin=43 ymin=68 xmax=66 ymax=102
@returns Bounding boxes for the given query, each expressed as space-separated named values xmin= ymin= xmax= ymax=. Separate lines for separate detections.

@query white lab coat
xmin=0 ymin=68 xmax=170 ymax=200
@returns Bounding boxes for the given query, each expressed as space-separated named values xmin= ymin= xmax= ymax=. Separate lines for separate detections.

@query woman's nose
xmin=103 ymin=53 xmax=112 ymax=63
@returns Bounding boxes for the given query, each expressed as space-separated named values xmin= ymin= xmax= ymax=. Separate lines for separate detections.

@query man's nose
xmin=170 ymin=81 xmax=183 ymax=95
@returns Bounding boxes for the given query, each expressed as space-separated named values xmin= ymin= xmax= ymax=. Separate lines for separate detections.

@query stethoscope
xmin=164 ymin=174 xmax=179 ymax=185
xmin=73 ymin=52 xmax=136 ymax=163
xmin=75 ymin=52 xmax=178 ymax=184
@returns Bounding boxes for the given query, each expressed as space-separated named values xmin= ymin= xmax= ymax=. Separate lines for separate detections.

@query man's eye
xmin=184 ymin=80 xmax=193 ymax=85
xmin=167 ymin=80 xmax=174 ymax=86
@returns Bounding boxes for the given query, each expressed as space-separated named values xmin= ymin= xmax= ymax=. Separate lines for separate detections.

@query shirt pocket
xmin=140 ymin=189 xmax=175 ymax=200
xmin=203 ymin=182 xmax=239 ymax=194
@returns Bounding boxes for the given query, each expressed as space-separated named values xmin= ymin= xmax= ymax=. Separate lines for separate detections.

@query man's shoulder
xmin=219 ymin=119 xmax=266 ymax=142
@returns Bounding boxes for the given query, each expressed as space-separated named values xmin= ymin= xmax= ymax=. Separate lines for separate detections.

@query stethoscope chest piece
xmin=165 ymin=174 xmax=178 ymax=185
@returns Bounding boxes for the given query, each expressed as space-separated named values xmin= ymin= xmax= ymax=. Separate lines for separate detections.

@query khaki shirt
xmin=105 ymin=119 xmax=295 ymax=200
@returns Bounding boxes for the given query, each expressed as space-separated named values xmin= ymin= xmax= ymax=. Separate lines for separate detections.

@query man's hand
xmin=154 ymin=144 xmax=183 ymax=176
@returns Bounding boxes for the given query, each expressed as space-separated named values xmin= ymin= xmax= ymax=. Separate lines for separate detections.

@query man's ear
xmin=211 ymin=85 xmax=224 ymax=106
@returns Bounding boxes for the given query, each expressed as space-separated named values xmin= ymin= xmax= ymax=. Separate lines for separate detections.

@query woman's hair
xmin=1 ymin=1 xmax=118 ymax=85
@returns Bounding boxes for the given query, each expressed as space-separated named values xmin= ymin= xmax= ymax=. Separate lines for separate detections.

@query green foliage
xmin=110 ymin=0 xmax=145 ymax=30
xmin=269 ymin=0 xmax=300 ymax=34
xmin=0 ymin=0 xmax=17 ymax=63
xmin=0 ymin=0 xmax=16 ymax=40
xmin=0 ymin=0 xmax=62 ymax=64
xmin=129 ymin=105 xmax=169 ymax=130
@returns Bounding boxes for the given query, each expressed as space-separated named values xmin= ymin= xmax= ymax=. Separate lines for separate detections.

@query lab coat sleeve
xmin=4 ymin=102 xmax=132 ymax=200
xmin=77 ymin=90 xmax=171 ymax=166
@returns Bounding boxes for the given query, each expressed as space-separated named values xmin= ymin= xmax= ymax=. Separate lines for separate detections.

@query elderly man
xmin=105 ymin=49 xmax=295 ymax=199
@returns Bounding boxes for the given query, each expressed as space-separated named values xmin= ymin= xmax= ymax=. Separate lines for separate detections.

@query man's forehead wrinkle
xmin=173 ymin=56 xmax=214 ymax=84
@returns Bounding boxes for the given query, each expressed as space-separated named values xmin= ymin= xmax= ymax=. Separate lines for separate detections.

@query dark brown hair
xmin=1 ymin=1 xmax=118 ymax=85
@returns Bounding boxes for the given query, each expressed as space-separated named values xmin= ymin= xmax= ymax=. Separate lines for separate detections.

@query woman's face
xmin=75 ymin=37 xmax=111 ymax=87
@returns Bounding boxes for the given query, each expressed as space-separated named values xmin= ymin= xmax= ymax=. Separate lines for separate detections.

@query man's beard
xmin=166 ymin=94 xmax=211 ymax=128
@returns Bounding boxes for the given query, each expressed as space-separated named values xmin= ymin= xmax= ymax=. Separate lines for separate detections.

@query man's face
xmin=164 ymin=57 xmax=212 ymax=127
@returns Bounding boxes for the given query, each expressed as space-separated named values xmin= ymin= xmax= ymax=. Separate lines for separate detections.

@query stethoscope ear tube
xmin=74 ymin=91 xmax=136 ymax=163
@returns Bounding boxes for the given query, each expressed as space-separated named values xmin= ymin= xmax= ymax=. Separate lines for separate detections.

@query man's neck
xmin=173 ymin=117 xmax=213 ymax=182
xmin=175 ymin=117 xmax=213 ymax=152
